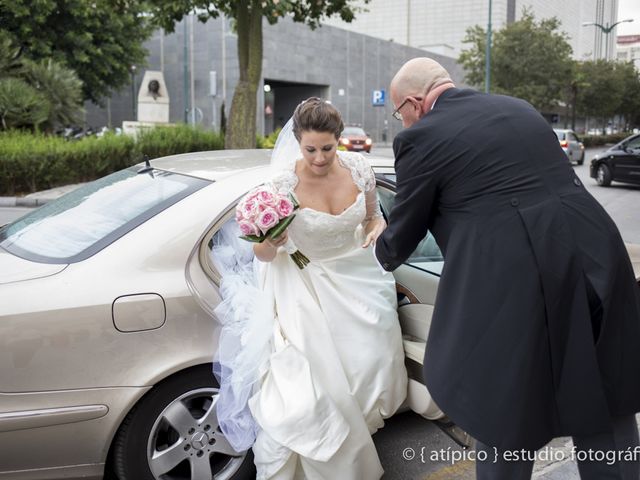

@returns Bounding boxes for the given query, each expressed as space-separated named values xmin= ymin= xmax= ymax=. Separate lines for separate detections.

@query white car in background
xmin=553 ymin=128 xmax=585 ymax=165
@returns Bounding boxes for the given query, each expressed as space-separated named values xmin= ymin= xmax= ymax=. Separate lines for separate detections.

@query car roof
xmin=148 ymin=149 xmax=394 ymax=181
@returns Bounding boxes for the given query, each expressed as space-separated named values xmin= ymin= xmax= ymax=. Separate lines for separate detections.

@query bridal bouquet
xmin=236 ymin=186 xmax=310 ymax=269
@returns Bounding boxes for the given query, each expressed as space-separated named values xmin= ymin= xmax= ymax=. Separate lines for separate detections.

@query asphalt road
xmin=0 ymin=206 xmax=32 ymax=225
xmin=0 ymin=146 xmax=638 ymax=479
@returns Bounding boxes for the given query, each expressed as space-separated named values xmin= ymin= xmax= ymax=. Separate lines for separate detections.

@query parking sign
xmin=372 ymin=89 xmax=385 ymax=106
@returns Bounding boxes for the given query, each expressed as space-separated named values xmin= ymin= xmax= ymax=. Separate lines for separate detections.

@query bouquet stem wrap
xmin=282 ymin=237 xmax=310 ymax=269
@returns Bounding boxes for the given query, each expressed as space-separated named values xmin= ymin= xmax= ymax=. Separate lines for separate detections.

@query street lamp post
xmin=130 ymin=65 xmax=137 ymax=121
xmin=582 ymin=19 xmax=634 ymax=60
xmin=485 ymin=0 xmax=492 ymax=93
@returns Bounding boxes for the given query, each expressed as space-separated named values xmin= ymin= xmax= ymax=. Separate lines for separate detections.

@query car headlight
xmin=341 ymin=138 xmax=350 ymax=145
xmin=365 ymin=138 xmax=372 ymax=145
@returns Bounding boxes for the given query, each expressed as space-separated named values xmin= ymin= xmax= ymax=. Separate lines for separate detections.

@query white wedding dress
xmin=248 ymin=151 xmax=408 ymax=480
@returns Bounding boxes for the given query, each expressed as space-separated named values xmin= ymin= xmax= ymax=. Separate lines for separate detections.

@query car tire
xmin=113 ymin=365 xmax=255 ymax=480
xmin=596 ymin=164 xmax=612 ymax=187
xmin=577 ymin=154 xmax=584 ymax=166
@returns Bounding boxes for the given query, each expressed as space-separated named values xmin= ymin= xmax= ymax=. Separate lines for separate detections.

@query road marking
xmin=422 ymin=459 xmax=475 ymax=479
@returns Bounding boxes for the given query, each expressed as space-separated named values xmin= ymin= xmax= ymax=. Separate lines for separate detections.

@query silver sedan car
xmin=0 ymin=150 xmax=456 ymax=480
xmin=553 ymin=128 xmax=585 ymax=165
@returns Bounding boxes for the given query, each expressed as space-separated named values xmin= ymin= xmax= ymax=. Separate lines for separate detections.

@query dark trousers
xmin=475 ymin=415 xmax=640 ymax=480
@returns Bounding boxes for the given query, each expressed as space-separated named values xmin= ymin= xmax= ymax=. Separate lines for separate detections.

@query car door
xmin=375 ymin=175 xmax=472 ymax=447
xmin=375 ymin=175 xmax=443 ymax=408
xmin=616 ymin=135 xmax=640 ymax=184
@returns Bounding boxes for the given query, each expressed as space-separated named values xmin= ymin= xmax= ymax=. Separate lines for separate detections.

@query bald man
xmin=375 ymin=57 xmax=640 ymax=479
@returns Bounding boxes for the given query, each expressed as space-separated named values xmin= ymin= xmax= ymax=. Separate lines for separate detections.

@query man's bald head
xmin=391 ymin=57 xmax=454 ymax=100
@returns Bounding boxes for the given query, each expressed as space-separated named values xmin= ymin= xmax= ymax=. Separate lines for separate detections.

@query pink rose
xmin=242 ymin=199 xmax=257 ymax=219
xmin=275 ymin=197 xmax=294 ymax=218
xmin=238 ymin=220 xmax=259 ymax=237
xmin=257 ymin=189 xmax=276 ymax=206
xmin=257 ymin=203 xmax=267 ymax=213
xmin=256 ymin=208 xmax=279 ymax=234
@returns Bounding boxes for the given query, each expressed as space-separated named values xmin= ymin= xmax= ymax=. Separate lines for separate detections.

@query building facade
xmin=323 ymin=0 xmax=619 ymax=61
xmin=617 ymin=34 xmax=640 ymax=70
xmin=85 ymin=15 xmax=467 ymax=143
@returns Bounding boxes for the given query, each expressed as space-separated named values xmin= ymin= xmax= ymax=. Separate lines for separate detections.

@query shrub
xmin=0 ymin=125 xmax=224 ymax=195
xmin=137 ymin=124 xmax=224 ymax=159
xmin=580 ymin=132 xmax=631 ymax=148
xmin=256 ymin=128 xmax=282 ymax=149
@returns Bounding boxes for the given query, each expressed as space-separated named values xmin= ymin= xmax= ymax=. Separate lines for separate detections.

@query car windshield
xmin=0 ymin=167 xmax=210 ymax=264
xmin=343 ymin=127 xmax=366 ymax=136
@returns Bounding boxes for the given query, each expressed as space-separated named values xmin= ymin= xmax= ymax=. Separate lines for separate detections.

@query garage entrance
xmin=263 ymin=80 xmax=329 ymax=135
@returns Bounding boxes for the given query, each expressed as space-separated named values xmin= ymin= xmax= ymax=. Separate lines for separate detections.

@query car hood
xmin=0 ymin=249 xmax=67 ymax=285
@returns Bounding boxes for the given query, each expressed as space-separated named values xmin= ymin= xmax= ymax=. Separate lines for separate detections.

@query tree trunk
xmin=225 ymin=0 xmax=263 ymax=149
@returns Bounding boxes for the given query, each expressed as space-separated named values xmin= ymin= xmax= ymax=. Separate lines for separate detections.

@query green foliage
xmin=149 ymin=1 xmax=369 ymax=33
xmin=137 ymin=124 xmax=225 ymax=159
xmin=459 ymin=9 xmax=573 ymax=110
xmin=616 ymin=61 xmax=640 ymax=129
xmin=0 ymin=126 xmax=224 ymax=195
xmin=21 ymin=59 xmax=84 ymax=131
xmin=580 ymin=133 xmax=632 ymax=148
xmin=574 ymin=60 xmax=625 ymax=122
xmin=0 ymin=29 xmax=84 ymax=131
xmin=0 ymin=30 xmax=23 ymax=79
xmin=256 ymin=128 xmax=282 ymax=149
xmin=0 ymin=0 xmax=153 ymax=103
xmin=0 ymin=78 xmax=49 ymax=130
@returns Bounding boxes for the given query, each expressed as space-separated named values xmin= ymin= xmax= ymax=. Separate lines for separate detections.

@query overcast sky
xmin=618 ymin=0 xmax=640 ymax=36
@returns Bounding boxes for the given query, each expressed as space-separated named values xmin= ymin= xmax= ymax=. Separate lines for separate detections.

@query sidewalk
xmin=0 ymin=183 xmax=86 ymax=207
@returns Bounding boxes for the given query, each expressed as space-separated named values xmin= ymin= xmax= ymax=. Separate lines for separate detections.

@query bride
xmin=213 ymin=98 xmax=407 ymax=479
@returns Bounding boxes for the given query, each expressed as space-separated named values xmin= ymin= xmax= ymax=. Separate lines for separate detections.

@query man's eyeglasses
xmin=392 ymin=96 xmax=422 ymax=121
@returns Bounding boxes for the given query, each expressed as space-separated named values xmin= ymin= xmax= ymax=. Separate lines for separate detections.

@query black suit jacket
xmin=376 ymin=88 xmax=640 ymax=450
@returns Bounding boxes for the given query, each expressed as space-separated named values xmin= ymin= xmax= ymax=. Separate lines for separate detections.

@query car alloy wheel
xmin=147 ymin=388 xmax=245 ymax=480
xmin=596 ymin=164 xmax=612 ymax=187
xmin=113 ymin=366 xmax=254 ymax=480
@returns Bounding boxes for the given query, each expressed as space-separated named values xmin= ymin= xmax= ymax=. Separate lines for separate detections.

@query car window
xmin=568 ymin=133 xmax=578 ymax=141
xmin=0 ymin=167 xmax=210 ymax=264
xmin=626 ymin=136 xmax=640 ymax=150
xmin=554 ymin=130 xmax=565 ymax=141
xmin=343 ymin=127 xmax=366 ymax=136
xmin=376 ymin=186 xmax=444 ymax=276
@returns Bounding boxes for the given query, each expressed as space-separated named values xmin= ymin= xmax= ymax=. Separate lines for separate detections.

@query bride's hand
xmin=362 ymin=218 xmax=386 ymax=248
xmin=266 ymin=230 xmax=289 ymax=249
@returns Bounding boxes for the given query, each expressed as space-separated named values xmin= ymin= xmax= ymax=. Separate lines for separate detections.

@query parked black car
xmin=590 ymin=133 xmax=640 ymax=186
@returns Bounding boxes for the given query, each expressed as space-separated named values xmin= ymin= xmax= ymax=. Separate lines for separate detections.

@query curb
xmin=0 ymin=197 xmax=52 ymax=207
xmin=0 ymin=197 xmax=17 ymax=207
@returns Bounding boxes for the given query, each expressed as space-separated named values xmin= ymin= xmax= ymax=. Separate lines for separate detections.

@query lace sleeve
xmin=354 ymin=153 xmax=383 ymax=222
xmin=338 ymin=152 xmax=383 ymax=222
xmin=365 ymin=185 xmax=384 ymax=222
xmin=268 ymin=169 xmax=298 ymax=196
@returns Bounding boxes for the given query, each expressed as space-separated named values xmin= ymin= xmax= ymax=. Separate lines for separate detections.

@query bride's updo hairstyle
xmin=292 ymin=97 xmax=344 ymax=142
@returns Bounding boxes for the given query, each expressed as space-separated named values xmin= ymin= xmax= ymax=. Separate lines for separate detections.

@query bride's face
xmin=299 ymin=130 xmax=339 ymax=176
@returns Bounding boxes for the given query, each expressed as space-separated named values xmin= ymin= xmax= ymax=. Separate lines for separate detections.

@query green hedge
xmin=0 ymin=125 xmax=224 ymax=195
xmin=580 ymin=132 xmax=631 ymax=148
xmin=256 ymin=128 xmax=282 ymax=149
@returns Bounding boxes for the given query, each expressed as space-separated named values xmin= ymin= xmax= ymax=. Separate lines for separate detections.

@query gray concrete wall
xmin=85 ymin=15 xmax=468 ymax=144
